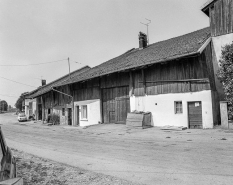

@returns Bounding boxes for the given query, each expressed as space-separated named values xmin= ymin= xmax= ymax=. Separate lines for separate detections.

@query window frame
xmin=174 ymin=101 xmax=183 ymax=114
xmin=81 ymin=105 xmax=88 ymax=120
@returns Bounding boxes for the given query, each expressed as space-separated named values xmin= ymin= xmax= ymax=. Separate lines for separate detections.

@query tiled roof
xmin=27 ymin=66 xmax=90 ymax=98
xmin=56 ymin=27 xmax=211 ymax=87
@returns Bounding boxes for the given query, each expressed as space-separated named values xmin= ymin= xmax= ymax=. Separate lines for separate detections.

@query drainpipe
xmin=51 ymin=87 xmax=74 ymax=126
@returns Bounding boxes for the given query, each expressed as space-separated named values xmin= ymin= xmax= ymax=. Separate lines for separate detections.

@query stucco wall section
xmin=130 ymin=90 xmax=214 ymax=129
xmin=212 ymin=33 xmax=233 ymax=62
xmin=211 ymin=33 xmax=233 ymax=100
xmin=74 ymin=99 xmax=101 ymax=127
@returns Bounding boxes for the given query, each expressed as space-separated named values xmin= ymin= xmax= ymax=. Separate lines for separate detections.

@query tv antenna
xmin=140 ymin=18 xmax=151 ymax=44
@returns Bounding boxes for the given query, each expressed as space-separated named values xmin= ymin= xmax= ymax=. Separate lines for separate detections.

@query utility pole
xmin=140 ymin=18 xmax=151 ymax=44
xmin=68 ymin=57 xmax=71 ymax=79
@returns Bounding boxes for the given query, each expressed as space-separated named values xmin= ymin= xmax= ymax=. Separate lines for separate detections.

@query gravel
xmin=13 ymin=148 xmax=143 ymax=185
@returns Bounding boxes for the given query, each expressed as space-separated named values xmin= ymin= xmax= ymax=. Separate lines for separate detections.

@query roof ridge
xmin=147 ymin=27 xmax=210 ymax=48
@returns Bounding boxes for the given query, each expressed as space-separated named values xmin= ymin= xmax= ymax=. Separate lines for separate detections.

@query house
xmin=26 ymin=0 xmax=232 ymax=129
xmin=26 ymin=66 xmax=90 ymax=124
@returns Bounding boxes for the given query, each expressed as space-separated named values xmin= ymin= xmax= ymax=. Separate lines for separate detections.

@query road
xmin=0 ymin=113 xmax=233 ymax=185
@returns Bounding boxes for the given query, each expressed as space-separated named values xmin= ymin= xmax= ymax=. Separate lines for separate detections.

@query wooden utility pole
xmin=68 ymin=57 xmax=71 ymax=79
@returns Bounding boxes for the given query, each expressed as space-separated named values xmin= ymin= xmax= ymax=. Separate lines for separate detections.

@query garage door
xmin=188 ymin=101 xmax=202 ymax=129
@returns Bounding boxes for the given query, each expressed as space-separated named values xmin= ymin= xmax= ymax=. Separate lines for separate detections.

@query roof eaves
xmin=201 ymin=0 xmax=217 ymax=15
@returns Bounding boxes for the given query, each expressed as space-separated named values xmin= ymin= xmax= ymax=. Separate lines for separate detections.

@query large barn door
xmin=115 ymin=86 xmax=130 ymax=123
xmin=102 ymin=86 xmax=130 ymax=124
xmin=188 ymin=102 xmax=202 ymax=129
xmin=102 ymin=88 xmax=116 ymax=123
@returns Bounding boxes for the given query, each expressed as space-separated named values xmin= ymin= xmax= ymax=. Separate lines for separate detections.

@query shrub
xmin=217 ymin=41 xmax=233 ymax=120
xmin=49 ymin=113 xmax=60 ymax=125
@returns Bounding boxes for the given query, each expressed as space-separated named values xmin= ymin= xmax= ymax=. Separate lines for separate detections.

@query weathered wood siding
xmin=53 ymin=85 xmax=72 ymax=106
xmin=133 ymin=55 xmax=212 ymax=96
xmin=102 ymin=86 xmax=130 ymax=123
xmin=73 ymin=78 xmax=100 ymax=101
xmin=210 ymin=0 xmax=233 ymax=36
xmin=100 ymin=72 xmax=129 ymax=88
xmin=201 ymin=42 xmax=216 ymax=91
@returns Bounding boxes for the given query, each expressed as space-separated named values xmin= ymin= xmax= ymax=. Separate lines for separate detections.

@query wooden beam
xmin=138 ymin=78 xmax=209 ymax=83
xmin=41 ymin=96 xmax=45 ymax=123
xmin=129 ymin=71 xmax=134 ymax=96
xmin=198 ymin=37 xmax=211 ymax=54
xmin=99 ymin=77 xmax=103 ymax=123
xmin=141 ymin=69 xmax=146 ymax=95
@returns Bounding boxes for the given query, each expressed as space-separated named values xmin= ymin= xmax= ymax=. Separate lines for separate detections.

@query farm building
xmin=26 ymin=0 xmax=232 ymax=128
xmin=26 ymin=66 xmax=90 ymax=125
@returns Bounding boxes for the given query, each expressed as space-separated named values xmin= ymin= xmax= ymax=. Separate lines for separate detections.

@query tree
xmin=217 ymin=41 xmax=233 ymax=119
xmin=15 ymin=92 xmax=28 ymax=111
xmin=0 ymin=100 xmax=8 ymax=112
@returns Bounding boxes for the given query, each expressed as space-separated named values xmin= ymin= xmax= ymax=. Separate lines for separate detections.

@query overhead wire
xmin=0 ymin=94 xmax=18 ymax=98
xmin=0 ymin=76 xmax=36 ymax=87
xmin=0 ymin=58 xmax=68 ymax=66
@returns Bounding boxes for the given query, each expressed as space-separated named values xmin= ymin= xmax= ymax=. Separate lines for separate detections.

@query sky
xmin=0 ymin=0 xmax=209 ymax=107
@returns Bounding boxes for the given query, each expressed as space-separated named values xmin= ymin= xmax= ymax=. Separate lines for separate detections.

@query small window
xmin=81 ymin=105 xmax=87 ymax=119
xmin=175 ymin=101 xmax=183 ymax=114
xmin=62 ymin=108 xmax=65 ymax=116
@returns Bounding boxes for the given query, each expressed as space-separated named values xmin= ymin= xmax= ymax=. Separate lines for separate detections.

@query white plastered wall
xmin=130 ymin=90 xmax=214 ymax=129
xmin=212 ymin=33 xmax=233 ymax=63
xmin=74 ymin=99 xmax=101 ymax=127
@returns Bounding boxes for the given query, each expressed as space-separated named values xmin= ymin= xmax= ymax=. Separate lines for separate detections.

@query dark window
xmin=62 ymin=108 xmax=65 ymax=116
xmin=175 ymin=101 xmax=183 ymax=114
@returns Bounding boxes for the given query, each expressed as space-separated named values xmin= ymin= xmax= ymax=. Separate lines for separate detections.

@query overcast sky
xmin=0 ymin=0 xmax=209 ymax=107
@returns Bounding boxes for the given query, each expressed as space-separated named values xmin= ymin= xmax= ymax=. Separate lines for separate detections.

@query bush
xmin=49 ymin=113 xmax=60 ymax=125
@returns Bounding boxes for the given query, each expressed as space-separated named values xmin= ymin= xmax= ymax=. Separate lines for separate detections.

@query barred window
xmin=175 ymin=101 xmax=183 ymax=114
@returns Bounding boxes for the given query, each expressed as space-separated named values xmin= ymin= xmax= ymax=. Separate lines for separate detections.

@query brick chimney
xmin=42 ymin=79 xmax=46 ymax=86
xmin=138 ymin=32 xmax=147 ymax=49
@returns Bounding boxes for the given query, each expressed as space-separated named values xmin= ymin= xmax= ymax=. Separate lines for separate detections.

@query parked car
xmin=0 ymin=127 xmax=18 ymax=182
xmin=17 ymin=113 xmax=27 ymax=122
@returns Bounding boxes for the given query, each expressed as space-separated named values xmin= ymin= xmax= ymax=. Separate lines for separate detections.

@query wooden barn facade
xmin=25 ymin=0 xmax=231 ymax=129
xmin=49 ymin=27 xmax=221 ymax=129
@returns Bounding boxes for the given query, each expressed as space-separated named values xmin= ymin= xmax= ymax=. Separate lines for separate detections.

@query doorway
xmin=68 ymin=108 xmax=72 ymax=125
xmin=76 ymin=106 xmax=79 ymax=126
xmin=188 ymin=101 xmax=202 ymax=129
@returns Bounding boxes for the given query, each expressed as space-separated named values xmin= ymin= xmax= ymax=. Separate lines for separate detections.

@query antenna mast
xmin=140 ymin=18 xmax=151 ymax=44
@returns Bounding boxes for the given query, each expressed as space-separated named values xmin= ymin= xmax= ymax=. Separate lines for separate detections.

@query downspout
xmin=51 ymin=87 xmax=74 ymax=126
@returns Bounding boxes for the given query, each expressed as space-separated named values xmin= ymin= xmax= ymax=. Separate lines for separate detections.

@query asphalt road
xmin=0 ymin=113 xmax=233 ymax=185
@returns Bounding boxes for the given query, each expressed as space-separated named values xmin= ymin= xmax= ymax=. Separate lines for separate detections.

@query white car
xmin=17 ymin=113 xmax=27 ymax=122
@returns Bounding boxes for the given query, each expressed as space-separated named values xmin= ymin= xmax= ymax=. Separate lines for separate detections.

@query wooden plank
xmin=141 ymin=69 xmax=146 ymax=95
xmin=129 ymin=71 xmax=134 ymax=96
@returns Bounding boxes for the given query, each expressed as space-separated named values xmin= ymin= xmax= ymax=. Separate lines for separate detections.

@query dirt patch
xmin=13 ymin=149 xmax=142 ymax=185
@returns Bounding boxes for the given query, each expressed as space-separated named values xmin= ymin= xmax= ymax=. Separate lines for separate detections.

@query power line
xmin=0 ymin=94 xmax=18 ymax=98
xmin=0 ymin=76 xmax=36 ymax=88
xmin=0 ymin=58 xmax=67 ymax=67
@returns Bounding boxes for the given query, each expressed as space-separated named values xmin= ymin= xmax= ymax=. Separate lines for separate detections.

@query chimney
xmin=138 ymin=32 xmax=147 ymax=49
xmin=42 ymin=79 xmax=46 ymax=86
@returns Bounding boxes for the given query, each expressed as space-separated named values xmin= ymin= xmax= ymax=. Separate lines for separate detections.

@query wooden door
xmin=102 ymin=88 xmax=116 ymax=123
xmin=68 ymin=108 xmax=72 ymax=125
xmin=38 ymin=104 xmax=42 ymax=120
xmin=102 ymin=86 xmax=130 ymax=124
xmin=115 ymin=87 xmax=130 ymax=123
xmin=188 ymin=102 xmax=202 ymax=129
xmin=76 ymin=106 xmax=79 ymax=126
